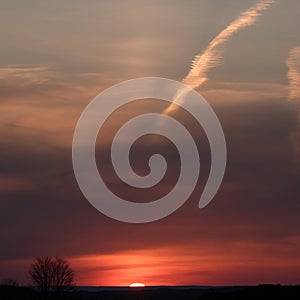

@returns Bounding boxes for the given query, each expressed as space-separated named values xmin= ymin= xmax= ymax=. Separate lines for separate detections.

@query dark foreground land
xmin=1 ymin=285 xmax=300 ymax=300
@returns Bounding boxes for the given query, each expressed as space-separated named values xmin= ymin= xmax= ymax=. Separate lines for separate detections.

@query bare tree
xmin=0 ymin=278 xmax=19 ymax=287
xmin=29 ymin=256 xmax=75 ymax=293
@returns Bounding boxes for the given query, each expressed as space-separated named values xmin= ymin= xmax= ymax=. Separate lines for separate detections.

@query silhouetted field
xmin=0 ymin=284 xmax=299 ymax=300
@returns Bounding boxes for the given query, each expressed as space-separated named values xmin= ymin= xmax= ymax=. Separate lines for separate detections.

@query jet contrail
xmin=164 ymin=0 xmax=276 ymax=114
xmin=286 ymin=46 xmax=300 ymax=101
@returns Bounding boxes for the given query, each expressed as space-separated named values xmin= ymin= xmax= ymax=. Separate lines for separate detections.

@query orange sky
xmin=70 ymin=246 xmax=300 ymax=286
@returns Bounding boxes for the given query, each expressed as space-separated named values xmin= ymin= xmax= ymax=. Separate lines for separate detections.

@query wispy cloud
xmin=286 ymin=46 xmax=300 ymax=101
xmin=165 ymin=0 xmax=276 ymax=113
xmin=0 ymin=65 xmax=56 ymax=84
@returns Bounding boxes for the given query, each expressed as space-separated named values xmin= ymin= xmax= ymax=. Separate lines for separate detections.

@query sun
xmin=129 ymin=282 xmax=146 ymax=288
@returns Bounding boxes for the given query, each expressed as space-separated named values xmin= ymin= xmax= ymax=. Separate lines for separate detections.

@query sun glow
xmin=129 ymin=282 xmax=146 ymax=288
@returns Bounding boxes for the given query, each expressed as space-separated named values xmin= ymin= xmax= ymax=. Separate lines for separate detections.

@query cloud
xmin=0 ymin=175 xmax=34 ymax=193
xmin=0 ymin=64 xmax=118 ymax=148
xmin=0 ymin=64 xmax=110 ymax=99
xmin=0 ymin=65 xmax=55 ymax=84
xmin=286 ymin=46 xmax=300 ymax=101
xmin=0 ymin=89 xmax=298 ymax=256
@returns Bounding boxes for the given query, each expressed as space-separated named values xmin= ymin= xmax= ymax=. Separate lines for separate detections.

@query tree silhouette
xmin=29 ymin=256 xmax=74 ymax=293
xmin=0 ymin=278 xmax=19 ymax=287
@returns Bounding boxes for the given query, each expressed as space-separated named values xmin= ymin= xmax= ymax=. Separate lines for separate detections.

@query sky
xmin=0 ymin=0 xmax=300 ymax=286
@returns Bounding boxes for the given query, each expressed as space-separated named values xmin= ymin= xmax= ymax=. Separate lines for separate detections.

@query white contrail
xmin=286 ymin=46 xmax=300 ymax=101
xmin=164 ymin=0 xmax=276 ymax=114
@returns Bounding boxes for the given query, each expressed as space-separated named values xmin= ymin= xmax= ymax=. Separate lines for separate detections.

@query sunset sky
xmin=1 ymin=0 xmax=300 ymax=286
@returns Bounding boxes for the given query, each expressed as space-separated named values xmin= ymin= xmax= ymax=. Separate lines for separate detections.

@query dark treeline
xmin=0 ymin=285 xmax=300 ymax=300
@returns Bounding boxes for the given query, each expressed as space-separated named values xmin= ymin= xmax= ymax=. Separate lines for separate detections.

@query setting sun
xmin=129 ymin=283 xmax=146 ymax=288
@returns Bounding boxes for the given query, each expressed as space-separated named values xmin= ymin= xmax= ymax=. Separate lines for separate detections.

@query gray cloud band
xmin=72 ymin=77 xmax=226 ymax=223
